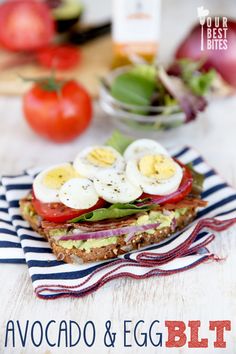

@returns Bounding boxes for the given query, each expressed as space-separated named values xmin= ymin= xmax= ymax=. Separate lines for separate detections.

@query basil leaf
xmin=105 ymin=130 xmax=134 ymax=154
xmin=70 ymin=203 xmax=155 ymax=223
xmin=111 ymin=71 xmax=156 ymax=106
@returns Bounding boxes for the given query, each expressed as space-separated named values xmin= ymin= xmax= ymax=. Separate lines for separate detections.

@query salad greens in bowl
xmin=99 ymin=60 xmax=216 ymax=134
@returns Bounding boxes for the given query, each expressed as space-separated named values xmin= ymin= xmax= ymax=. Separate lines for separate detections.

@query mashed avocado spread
xmin=56 ymin=208 xmax=188 ymax=251
xmin=58 ymin=237 xmax=118 ymax=251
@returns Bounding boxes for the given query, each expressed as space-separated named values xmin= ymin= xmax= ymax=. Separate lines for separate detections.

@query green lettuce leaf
xmin=130 ymin=65 xmax=157 ymax=85
xmin=70 ymin=203 xmax=155 ymax=223
xmin=187 ymin=163 xmax=205 ymax=196
xmin=105 ymin=130 xmax=134 ymax=154
xmin=111 ymin=68 xmax=156 ymax=107
xmin=178 ymin=59 xmax=216 ymax=96
xmin=186 ymin=70 xmax=216 ymax=96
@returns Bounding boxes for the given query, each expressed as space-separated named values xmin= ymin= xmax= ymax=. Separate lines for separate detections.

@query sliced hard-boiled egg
xmin=126 ymin=154 xmax=183 ymax=196
xmin=59 ymin=178 xmax=99 ymax=210
xmin=94 ymin=170 xmax=142 ymax=204
xmin=33 ymin=163 xmax=80 ymax=203
xmin=124 ymin=139 xmax=169 ymax=161
xmin=73 ymin=146 xmax=125 ymax=179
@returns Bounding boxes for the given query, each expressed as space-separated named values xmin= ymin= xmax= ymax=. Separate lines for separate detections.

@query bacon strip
xmin=41 ymin=198 xmax=206 ymax=233
xmin=42 ymin=216 xmax=136 ymax=232
xmin=155 ymin=198 xmax=208 ymax=211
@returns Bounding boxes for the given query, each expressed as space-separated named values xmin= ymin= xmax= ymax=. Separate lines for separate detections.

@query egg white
xmin=124 ymin=139 xmax=169 ymax=161
xmin=33 ymin=163 xmax=75 ymax=203
xmin=94 ymin=170 xmax=142 ymax=204
xmin=126 ymin=158 xmax=183 ymax=196
xmin=73 ymin=145 xmax=125 ymax=179
xmin=59 ymin=178 xmax=99 ymax=210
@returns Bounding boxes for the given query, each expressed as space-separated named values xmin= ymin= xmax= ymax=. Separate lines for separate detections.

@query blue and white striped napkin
xmin=0 ymin=182 xmax=25 ymax=264
xmin=1 ymin=146 xmax=236 ymax=299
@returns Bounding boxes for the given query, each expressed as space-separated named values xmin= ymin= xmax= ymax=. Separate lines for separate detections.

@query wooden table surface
xmin=1 ymin=1 xmax=236 ymax=353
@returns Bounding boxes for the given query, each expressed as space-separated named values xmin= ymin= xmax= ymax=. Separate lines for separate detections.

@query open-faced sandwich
xmin=20 ymin=133 xmax=206 ymax=263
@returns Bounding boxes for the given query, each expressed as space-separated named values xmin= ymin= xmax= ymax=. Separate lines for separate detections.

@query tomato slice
xmin=140 ymin=163 xmax=193 ymax=205
xmin=36 ymin=45 xmax=81 ymax=70
xmin=32 ymin=195 xmax=106 ymax=223
xmin=0 ymin=0 xmax=55 ymax=51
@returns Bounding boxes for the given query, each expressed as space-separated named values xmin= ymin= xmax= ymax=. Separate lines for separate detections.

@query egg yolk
xmin=87 ymin=148 xmax=116 ymax=167
xmin=138 ymin=155 xmax=176 ymax=180
xmin=43 ymin=166 xmax=80 ymax=189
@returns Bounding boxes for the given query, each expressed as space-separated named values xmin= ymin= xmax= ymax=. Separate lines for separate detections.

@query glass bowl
xmin=99 ymin=66 xmax=186 ymax=137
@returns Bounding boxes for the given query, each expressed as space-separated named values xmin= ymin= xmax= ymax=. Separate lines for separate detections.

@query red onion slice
xmin=137 ymin=179 xmax=192 ymax=206
xmin=137 ymin=163 xmax=193 ymax=207
xmin=58 ymin=222 xmax=160 ymax=241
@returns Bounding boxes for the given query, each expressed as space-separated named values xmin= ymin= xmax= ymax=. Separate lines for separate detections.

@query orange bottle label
xmin=112 ymin=0 xmax=161 ymax=59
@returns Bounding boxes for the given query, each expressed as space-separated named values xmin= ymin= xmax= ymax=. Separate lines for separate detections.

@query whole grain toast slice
xmin=19 ymin=194 xmax=197 ymax=264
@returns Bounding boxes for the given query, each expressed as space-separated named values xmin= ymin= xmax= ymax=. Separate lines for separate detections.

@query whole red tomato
xmin=23 ymin=79 xmax=92 ymax=143
xmin=0 ymin=0 xmax=55 ymax=51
